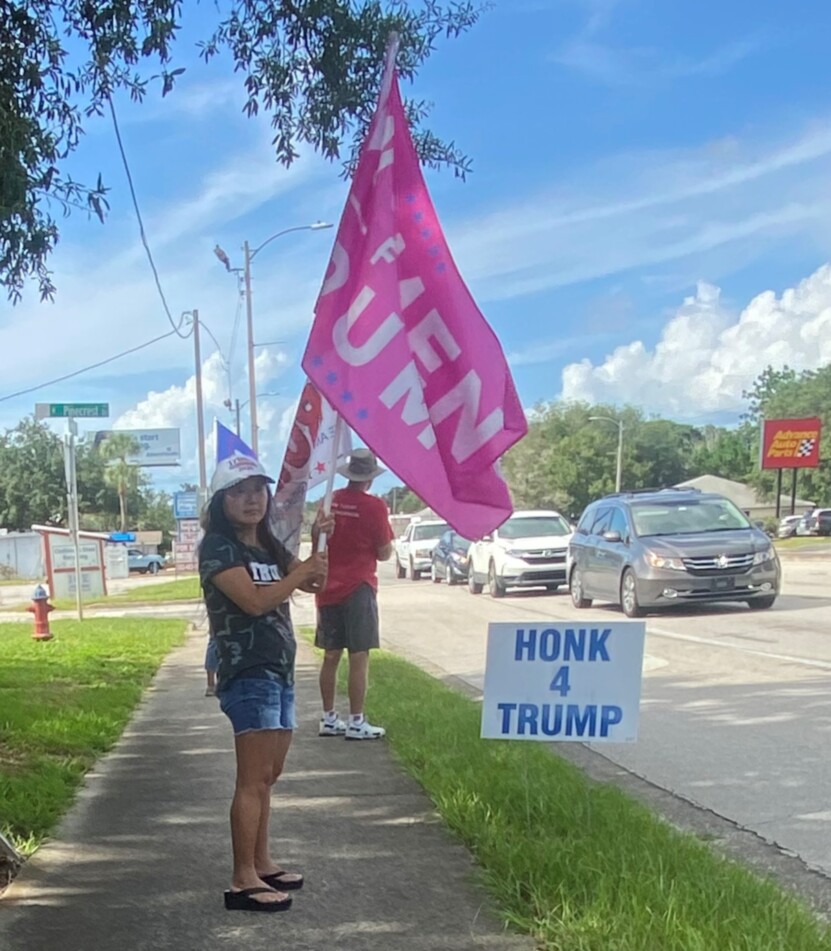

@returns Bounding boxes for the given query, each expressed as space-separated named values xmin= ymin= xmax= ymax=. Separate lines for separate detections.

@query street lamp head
xmin=309 ymin=221 xmax=333 ymax=230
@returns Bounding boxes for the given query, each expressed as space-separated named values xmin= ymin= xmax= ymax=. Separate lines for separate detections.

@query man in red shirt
xmin=316 ymin=448 xmax=395 ymax=740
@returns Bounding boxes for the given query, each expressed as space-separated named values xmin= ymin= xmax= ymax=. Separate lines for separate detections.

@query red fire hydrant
xmin=27 ymin=585 xmax=54 ymax=641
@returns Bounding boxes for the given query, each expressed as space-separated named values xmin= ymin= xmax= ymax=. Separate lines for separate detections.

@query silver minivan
xmin=568 ymin=488 xmax=780 ymax=617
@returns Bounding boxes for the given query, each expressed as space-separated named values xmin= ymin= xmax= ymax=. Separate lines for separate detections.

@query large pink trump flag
xmin=302 ymin=40 xmax=526 ymax=539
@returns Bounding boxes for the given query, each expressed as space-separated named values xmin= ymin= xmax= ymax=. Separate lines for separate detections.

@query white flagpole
xmin=316 ymin=413 xmax=345 ymax=552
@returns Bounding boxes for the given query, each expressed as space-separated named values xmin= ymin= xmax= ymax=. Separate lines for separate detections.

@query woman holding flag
xmin=199 ymin=448 xmax=332 ymax=913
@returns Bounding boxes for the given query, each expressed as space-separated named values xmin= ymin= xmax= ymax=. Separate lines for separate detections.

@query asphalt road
xmin=357 ymin=557 xmax=831 ymax=880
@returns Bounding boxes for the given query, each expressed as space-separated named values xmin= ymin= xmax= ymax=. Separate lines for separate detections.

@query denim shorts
xmin=218 ymin=670 xmax=296 ymax=735
xmin=204 ymin=639 xmax=219 ymax=673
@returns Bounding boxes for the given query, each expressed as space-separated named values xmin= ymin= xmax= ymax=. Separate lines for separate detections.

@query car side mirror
xmin=603 ymin=530 xmax=622 ymax=543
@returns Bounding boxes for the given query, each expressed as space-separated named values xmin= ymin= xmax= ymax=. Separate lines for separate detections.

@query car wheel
xmin=431 ymin=562 xmax=441 ymax=583
xmin=747 ymin=596 xmax=776 ymax=610
xmin=408 ymin=558 xmax=419 ymax=581
xmin=620 ymin=569 xmax=644 ymax=618
xmin=570 ymin=568 xmax=592 ymax=608
xmin=445 ymin=563 xmax=455 ymax=586
xmin=149 ymin=562 xmax=160 ymax=575
xmin=396 ymin=560 xmax=406 ymax=579
xmin=488 ymin=562 xmax=506 ymax=599
xmin=468 ymin=571 xmax=483 ymax=595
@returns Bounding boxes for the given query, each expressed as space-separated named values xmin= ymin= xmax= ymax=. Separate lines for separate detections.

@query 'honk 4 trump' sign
xmin=481 ymin=621 xmax=646 ymax=743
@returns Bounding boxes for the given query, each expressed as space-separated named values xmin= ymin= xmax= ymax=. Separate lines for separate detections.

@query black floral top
xmin=199 ymin=532 xmax=296 ymax=690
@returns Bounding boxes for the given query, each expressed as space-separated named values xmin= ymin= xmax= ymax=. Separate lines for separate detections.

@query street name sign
xmin=36 ymin=403 xmax=110 ymax=419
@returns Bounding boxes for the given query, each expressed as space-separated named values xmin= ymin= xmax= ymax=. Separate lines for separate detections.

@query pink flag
xmin=271 ymin=380 xmax=351 ymax=555
xmin=301 ymin=45 xmax=527 ymax=539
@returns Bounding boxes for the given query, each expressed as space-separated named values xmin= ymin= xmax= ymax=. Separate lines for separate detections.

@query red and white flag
xmin=301 ymin=40 xmax=527 ymax=540
xmin=271 ymin=380 xmax=351 ymax=554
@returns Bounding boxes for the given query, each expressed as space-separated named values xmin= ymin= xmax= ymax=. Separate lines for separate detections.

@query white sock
xmin=349 ymin=713 xmax=364 ymax=725
xmin=324 ymin=710 xmax=337 ymax=724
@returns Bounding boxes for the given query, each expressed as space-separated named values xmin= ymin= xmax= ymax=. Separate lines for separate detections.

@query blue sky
xmin=2 ymin=0 xmax=831 ymax=496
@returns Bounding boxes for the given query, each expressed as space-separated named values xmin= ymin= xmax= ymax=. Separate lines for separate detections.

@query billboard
xmin=761 ymin=417 xmax=822 ymax=470
xmin=93 ymin=428 xmax=181 ymax=467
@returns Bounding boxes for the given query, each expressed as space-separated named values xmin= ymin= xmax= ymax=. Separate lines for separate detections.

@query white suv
xmin=467 ymin=510 xmax=573 ymax=598
xmin=395 ymin=518 xmax=449 ymax=580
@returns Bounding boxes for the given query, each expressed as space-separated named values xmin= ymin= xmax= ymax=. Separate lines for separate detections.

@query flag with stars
xmin=300 ymin=39 xmax=527 ymax=540
xmin=271 ymin=380 xmax=352 ymax=555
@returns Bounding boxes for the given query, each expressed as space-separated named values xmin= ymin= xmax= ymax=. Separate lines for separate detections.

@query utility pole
xmin=235 ymin=398 xmax=241 ymax=436
xmin=243 ymin=241 xmax=259 ymax=456
xmin=63 ymin=419 xmax=83 ymax=621
xmin=615 ymin=421 xmax=624 ymax=494
xmin=193 ymin=310 xmax=207 ymax=498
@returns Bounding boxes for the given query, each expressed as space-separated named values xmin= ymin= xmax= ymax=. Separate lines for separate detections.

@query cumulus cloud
xmin=560 ymin=262 xmax=831 ymax=415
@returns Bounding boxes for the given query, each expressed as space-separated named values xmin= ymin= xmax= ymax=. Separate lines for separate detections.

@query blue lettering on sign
xmin=496 ymin=702 xmax=623 ymax=738
xmin=514 ymin=628 xmax=612 ymax=662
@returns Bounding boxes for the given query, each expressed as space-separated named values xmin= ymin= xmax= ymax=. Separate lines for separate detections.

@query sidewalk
xmin=0 ymin=628 xmax=530 ymax=951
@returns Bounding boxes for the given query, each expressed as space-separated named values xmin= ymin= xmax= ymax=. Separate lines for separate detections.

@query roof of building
xmin=674 ymin=474 xmax=815 ymax=510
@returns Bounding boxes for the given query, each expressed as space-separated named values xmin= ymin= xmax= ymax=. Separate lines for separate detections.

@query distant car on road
xmin=467 ymin=510 xmax=573 ymax=598
xmin=430 ymin=530 xmax=473 ymax=585
xmin=127 ymin=548 xmax=166 ymax=575
xmin=798 ymin=508 xmax=831 ymax=536
xmin=395 ymin=518 xmax=449 ymax=580
xmin=568 ymin=487 xmax=780 ymax=617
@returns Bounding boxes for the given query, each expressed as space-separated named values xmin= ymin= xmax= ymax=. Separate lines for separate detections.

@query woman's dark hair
xmin=200 ymin=484 xmax=289 ymax=570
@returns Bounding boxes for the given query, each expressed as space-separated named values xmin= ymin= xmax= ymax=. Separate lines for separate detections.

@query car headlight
xmin=451 ymin=552 xmax=467 ymax=563
xmin=646 ymin=552 xmax=685 ymax=571
xmin=415 ymin=547 xmax=432 ymax=557
xmin=506 ymin=548 xmax=528 ymax=558
xmin=753 ymin=547 xmax=775 ymax=565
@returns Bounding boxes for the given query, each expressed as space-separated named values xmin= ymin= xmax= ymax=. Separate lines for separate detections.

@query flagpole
xmin=316 ymin=413 xmax=345 ymax=552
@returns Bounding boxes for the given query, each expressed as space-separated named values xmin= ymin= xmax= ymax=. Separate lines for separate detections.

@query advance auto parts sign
xmin=761 ymin=417 xmax=822 ymax=469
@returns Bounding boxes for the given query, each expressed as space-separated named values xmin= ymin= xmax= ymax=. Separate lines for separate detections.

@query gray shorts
xmin=315 ymin=584 xmax=380 ymax=653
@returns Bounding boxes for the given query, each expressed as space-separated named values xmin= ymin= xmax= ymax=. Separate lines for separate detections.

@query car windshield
xmin=498 ymin=516 xmax=571 ymax=539
xmin=631 ymin=498 xmax=751 ymax=536
xmin=413 ymin=523 xmax=448 ymax=541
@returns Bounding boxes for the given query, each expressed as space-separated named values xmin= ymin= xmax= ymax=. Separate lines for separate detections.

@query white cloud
xmin=560 ymin=262 xmax=831 ymax=414
xmin=449 ymin=122 xmax=831 ymax=305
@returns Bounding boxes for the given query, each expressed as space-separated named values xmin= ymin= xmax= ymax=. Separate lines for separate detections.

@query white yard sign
xmin=481 ymin=620 xmax=646 ymax=743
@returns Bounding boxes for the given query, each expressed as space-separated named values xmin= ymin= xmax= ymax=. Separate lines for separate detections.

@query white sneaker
xmin=318 ymin=716 xmax=347 ymax=737
xmin=345 ymin=719 xmax=386 ymax=740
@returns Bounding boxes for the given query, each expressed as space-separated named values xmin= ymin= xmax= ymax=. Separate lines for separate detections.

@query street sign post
xmin=36 ymin=403 xmax=110 ymax=419
xmin=36 ymin=401 xmax=110 ymax=620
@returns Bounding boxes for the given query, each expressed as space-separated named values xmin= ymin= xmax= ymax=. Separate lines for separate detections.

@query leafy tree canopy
xmin=0 ymin=0 xmax=482 ymax=301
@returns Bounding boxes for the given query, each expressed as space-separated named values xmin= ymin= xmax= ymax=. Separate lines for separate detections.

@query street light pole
xmin=218 ymin=222 xmax=333 ymax=458
xmin=243 ymin=240 xmax=258 ymax=455
xmin=589 ymin=415 xmax=624 ymax=492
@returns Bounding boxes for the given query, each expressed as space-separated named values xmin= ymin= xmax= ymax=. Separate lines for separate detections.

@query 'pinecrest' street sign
xmin=35 ymin=403 xmax=110 ymax=419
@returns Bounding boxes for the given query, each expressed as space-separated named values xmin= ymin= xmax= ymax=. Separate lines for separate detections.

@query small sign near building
xmin=173 ymin=491 xmax=199 ymax=520
xmin=481 ymin=620 xmax=645 ymax=743
xmin=174 ymin=518 xmax=201 ymax=572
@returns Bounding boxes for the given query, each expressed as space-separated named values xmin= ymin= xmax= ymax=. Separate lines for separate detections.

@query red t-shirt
xmin=317 ymin=487 xmax=394 ymax=607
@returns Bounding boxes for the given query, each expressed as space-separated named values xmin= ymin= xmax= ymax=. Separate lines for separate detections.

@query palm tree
xmin=99 ymin=433 xmax=141 ymax=531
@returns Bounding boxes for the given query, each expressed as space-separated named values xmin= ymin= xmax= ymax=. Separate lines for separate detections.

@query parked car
xmin=777 ymin=515 xmax=802 ymax=538
xmin=797 ymin=507 xmax=831 ymax=536
xmin=568 ymin=488 xmax=780 ymax=617
xmin=395 ymin=518 xmax=449 ymax=580
xmin=430 ymin=530 xmax=474 ymax=585
xmin=467 ymin=510 xmax=573 ymax=598
xmin=817 ymin=510 xmax=831 ymax=536
xmin=127 ymin=548 xmax=166 ymax=575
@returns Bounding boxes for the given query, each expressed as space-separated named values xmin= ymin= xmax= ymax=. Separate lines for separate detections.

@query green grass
xmin=337 ymin=644 xmax=831 ymax=950
xmin=0 ymin=618 xmax=188 ymax=851
xmin=774 ymin=536 xmax=831 ymax=550
xmin=0 ymin=576 xmax=201 ymax=613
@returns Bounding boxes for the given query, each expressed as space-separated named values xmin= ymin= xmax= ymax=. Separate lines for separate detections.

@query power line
xmin=107 ymin=95 xmax=189 ymax=339
xmin=0 ymin=326 xmax=191 ymax=404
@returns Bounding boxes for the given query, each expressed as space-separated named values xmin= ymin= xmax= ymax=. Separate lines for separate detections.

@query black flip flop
xmin=259 ymin=869 xmax=304 ymax=891
xmin=224 ymin=887 xmax=292 ymax=912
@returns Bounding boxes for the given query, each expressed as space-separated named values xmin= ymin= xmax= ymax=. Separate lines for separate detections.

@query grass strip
xmin=347 ymin=646 xmax=831 ymax=950
xmin=0 ymin=576 xmax=201 ymax=613
xmin=0 ymin=618 xmax=188 ymax=853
